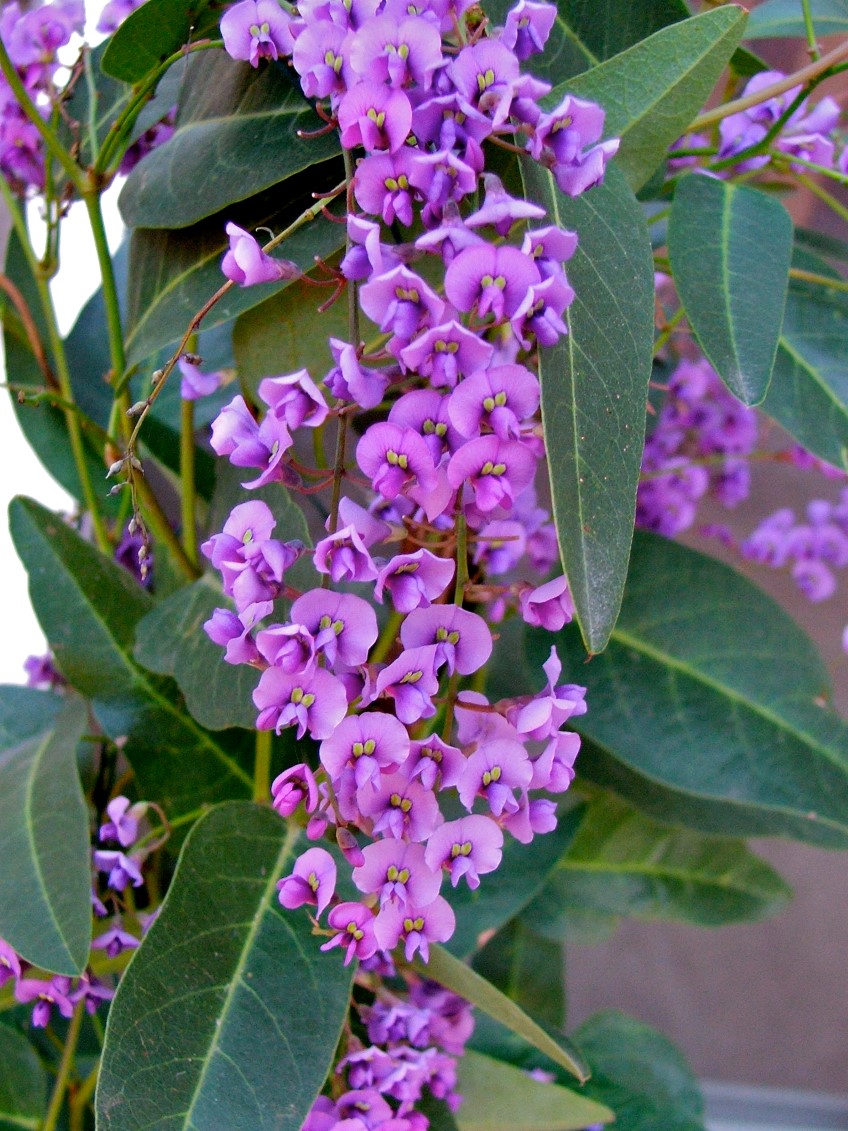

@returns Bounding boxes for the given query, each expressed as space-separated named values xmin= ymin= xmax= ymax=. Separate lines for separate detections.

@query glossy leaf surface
xmin=417 ymin=945 xmax=588 ymax=1081
xmin=97 ymin=803 xmax=355 ymax=1130
xmin=0 ymin=690 xmax=90 ymax=976
xmin=764 ymin=274 xmax=848 ymax=468
xmin=564 ymin=7 xmax=748 ymax=191
xmin=0 ymin=1024 xmax=48 ymax=1131
xmin=745 ymin=0 xmax=848 ymax=37
xmin=669 ymin=175 xmax=793 ymax=405
xmin=455 ymin=1050 xmax=612 ymax=1131
xmin=119 ymin=53 xmax=341 ymax=229
xmin=574 ymin=1011 xmax=705 ymax=1131
xmin=9 ymin=497 xmax=253 ymax=817
xmin=446 ymin=805 xmax=583 ymax=958
xmin=473 ymin=919 xmax=566 ymax=1029
xmin=519 ymin=162 xmax=654 ymax=653
xmin=526 ymin=532 xmax=848 ymax=847
xmin=101 ymin=0 xmax=218 ymax=82
xmin=524 ymin=794 xmax=791 ymax=934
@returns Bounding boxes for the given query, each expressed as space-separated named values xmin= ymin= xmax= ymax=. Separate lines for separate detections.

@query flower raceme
xmin=203 ymin=0 xmax=618 ymax=999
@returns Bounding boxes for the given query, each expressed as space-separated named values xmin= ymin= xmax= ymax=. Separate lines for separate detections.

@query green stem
xmin=453 ymin=511 xmax=468 ymax=605
xmin=69 ymin=1060 xmax=99 ymax=1131
xmin=802 ymin=0 xmax=821 ymax=59
xmin=772 ymin=150 xmax=848 ymax=186
xmin=790 ymin=266 xmax=848 ymax=293
xmin=0 ymin=39 xmax=85 ymax=193
xmin=0 ymin=178 xmax=110 ymax=551
xmin=41 ymin=1002 xmax=84 ymax=1131
xmin=254 ymin=730 xmax=272 ymax=803
xmin=180 ymin=398 xmax=198 ymax=566
xmin=691 ymin=38 xmax=848 ymax=130
xmin=133 ymin=473 xmax=201 ymax=580
xmin=83 ymin=192 xmax=126 ymax=386
xmin=95 ymin=40 xmax=223 ymax=176
xmin=654 ymin=306 xmax=686 ymax=355
xmin=706 ymin=85 xmax=811 ymax=174
xmin=370 ymin=610 xmax=403 ymax=666
xmin=796 ymin=171 xmax=848 ymax=224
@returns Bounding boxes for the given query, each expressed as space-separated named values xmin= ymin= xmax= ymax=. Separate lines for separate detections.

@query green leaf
xmin=101 ymin=0 xmax=218 ymax=83
xmin=573 ymin=1012 xmax=705 ymax=1131
xmin=134 ymin=578 xmax=259 ymax=730
xmin=446 ymin=805 xmax=584 ymax=958
xmin=525 ymin=531 xmax=848 ymax=847
xmin=416 ymin=945 xmax=588 ymax=1081
xmin=524 ymin=794 xmax=791 ymax=933
xmin=763 ymin=273 xmax=848 ymax=468
xmin=482 ymin=0 xmax=691 ymax=85
xmin=0 ymin=690 xmax=90 ymax=976
xmin=119 ymin=52 xmax=341 ymax=229
xmin=561 ymin=6 xmax=748 ymax=191
xmin=519 ymin=162 xmax=654 ymax=653
xmin=745 ymin=0 xmax=848 ymax=38
xmin=9 ymin=497 xmax=253 ymax=817
xmin=96 ymin=802 xmax=354 ymax=1130
xmin=473 ymin=919 xmax=566 ymax=1029
xmin=455 ymin=1050 xmax=613 ymax=1131
xmin=0 ymin=1023 xmax=48 ymax=1131
xmin=124 ymin=177 xmax=345 ymax=365
xmin=668 ymin=175 xmax=793 ymax=405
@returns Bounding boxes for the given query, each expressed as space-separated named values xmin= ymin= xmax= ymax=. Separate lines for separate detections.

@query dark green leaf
xmin=124 ymin=174 xmax=345 ymax=365
xmin=574 ymin=1012 xmax=705 ymax=1131
xmin=763 ymin=273 xmax=848 ymax=468
xmin=134 ymin=577 xmax=259 ymax=730
xmin=668 ymin=175 xmax=792 ymax=405
xmin=101 ymin=0 xmax=218 ymax=83
xmin=446 ymin=805 xmax=584 ymax=958
xmin=416 ymin=1095 xmax=461 ymax=1131
xmin=416 ymin=945 xmax=588 ymax=1081
xmin=96 ymin=802 xmax=354 ymax=1130
xmin=524 ymin=794 xmax=791 ymax=933
xmin=562 ymin=7 xmax=747 ymax=191
xmin=519 ymin=162 xmax=654 ymax=653
xmin=119 ymin=53 xmax=341 ymax=229
xmin=0 ymin=690 xmax=90 ymax=976
xmin=455 ymin=1050 xmax=612 ymax=1131
xmin=9 ymin=497 xmax=253 ymax=817
xmin=794 ymin=225 xmax=848 ymax=268
xmin=745 ymin=0 xmax=848 ymax=38
xmin=473 ymin=919 xmax=566 ymax=1029
xmin=526 ymin=531 xmax=848 ymax=847
xmin=483 ymin=0 xmax=691 ymax=85
xmin=0 ymin=1023 xmax=48 ymax=1130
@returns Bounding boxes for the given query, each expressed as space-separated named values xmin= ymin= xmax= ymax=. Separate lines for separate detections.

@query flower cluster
xmin=203 ymin=0 xmax=612 ymax=986
xmin=0 ymin=0 xmax=84 ymax=191
xmin=636 ymin=355 xmax=759 ymax=538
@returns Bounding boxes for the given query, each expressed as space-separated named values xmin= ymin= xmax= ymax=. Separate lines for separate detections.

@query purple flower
xmin=355 ymin=151 xmax=419 ymax=227
xmin=15 ymin=977 xmax=75 ymax=1028
xmin=500 ymin=0 xmax=557 ymax=59
xmin=93 ymin=850 xmax=145 ymax=891
xmin=465 ymin=173 xmax=546 ymax=236
xmin=445 ymin=245 xmax=541 ymax=321
xmin=448 ymin=363 xmax=539 ymax=440
xmin=359 ymin=771 xmax=443 ymax=841
xmin=97 ymin=0 xmax=142 ymax=32
xmin=255 ymin=622 xmax=316 ymax=673
xmin=374 ymin=895 xmax=456 ymax=962
xmin=458 ymin=738 xmax=532 ymax=816
xmin=338 ymin=81 xmax=413 ymax=153
xmin=0 ymin=939 xmax=21 ymax=987
xmin=531 ymin=94 xmax=618 ymax=195
xmin=511 ymin=275 xmax=573 ymax=348
xmin=519 ymin=575 xmax=574 ymax=631
xmin=324 ymin=338 xmax=392 ymax=409
xmin=447 ymin=435 xmax=538 ymax=513
xmin=292 ymin=21 xmax=350 ymax=99
xmin=99 ymin=796 xmax=146 ymax=847
xmin=178 ymin=358 xmax=222 ymax=401
xmin=449 ymin=40 xmax=520 ymax=126
xmin=92 ymin=924 xmax=140 ymax=958
xmin=320 ymin=712 xmax=410 ymax=788
xmin=209 ymin=394 xmax=294 ymax=487
xmin=221 ymin=223 xmax=300 ymax=287
xmin=406 ymin=736 xmax=465 ymax=791
xmin=350 ymin=13 xmax=443 ymax=88
xmin=371 ymin=646 xmax=442 ymax=724
xmin=374 ymin=550 xmax=455 ymax=613
xmin=278 ymin=848 xmax=337 ymax=916
xmin=204 ymin=607 xmax=262 ymax=666
xmin=259 ymin=369 xmax=329 ymax=430
xmin=270 ymin=763 xmax=320 ymax=816
xmin=356 ymin=422 xmax=439 ymax=501
xmin=399 ymin=320 xmax=493 ymax=389
xmin=220 ymin=0 xmax=295 ymax=66
xmin=360 ymin=265 xmax=446 ymax=343
xmin=424 ymin=815 xmax=503 ymax=889
xmin=290 ymin=590 xmax=379 ymax=667
xmin=313 ymin=524 xmax=380 ymax=583
xmin=353 ymin=839 xmax=442 ymax=908
xmin=254 ymin=667 xmax=349 ymax=738
xmin=400 ymin=604 xmax=492 ymax=675
xmin=321 ymin=902 xmax=379 ymax=964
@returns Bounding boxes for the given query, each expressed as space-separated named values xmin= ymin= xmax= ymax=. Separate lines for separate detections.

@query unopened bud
xmin=138 ymin=545 xmax=148 ymax=562
xmin=336 ymin=826 xmax=365 ymax=868
xmin=130 ymin=456 xmax=144 ymax=472
xmin=151 ymin=368 xmax=165 ymax=386
xmin=106 ymin=458 xmax=125 ymax=479
xmin=126 ymin=400 xmax=148 ymax=417
xmin=108 ymin=483 xmax=127 ymax=496
xmin=128 ymin=518 xmax=137 ymax=535
xmin=182 ymin=352 xmax=202 ymax=366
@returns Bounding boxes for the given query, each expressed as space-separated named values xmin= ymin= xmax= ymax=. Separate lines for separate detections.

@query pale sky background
xmin=0 ymin=188 xmax=123 ymax=683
